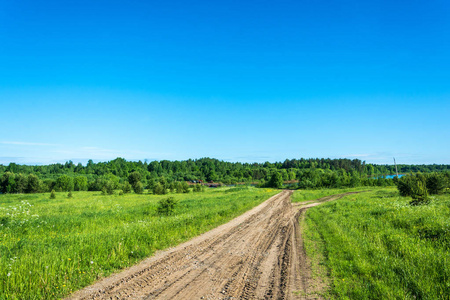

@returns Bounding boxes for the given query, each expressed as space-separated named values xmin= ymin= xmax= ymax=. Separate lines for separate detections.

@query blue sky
xmin=0 ymin=0 xmax=449 ymax=165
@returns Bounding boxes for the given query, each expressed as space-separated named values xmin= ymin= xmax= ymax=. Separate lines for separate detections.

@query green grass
xmin=291 ymin=187 xmax=370 ymax=203
xmin=302 ymin=187 xmax=450 ymax=299
xmin=0 ymin=187 xmax=278 ymax=299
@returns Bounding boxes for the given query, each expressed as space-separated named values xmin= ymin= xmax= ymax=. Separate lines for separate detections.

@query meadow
xmin=300 ymin=187 xmax=450 ymax=299
xmin=0 ymin=187 xmax=278 ymax=299
xmin=290 ymin=186 xmax=369 ymax=203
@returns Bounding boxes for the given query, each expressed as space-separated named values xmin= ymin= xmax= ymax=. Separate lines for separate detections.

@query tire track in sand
xmin=68 ymin=191 xmax=358 ymax=300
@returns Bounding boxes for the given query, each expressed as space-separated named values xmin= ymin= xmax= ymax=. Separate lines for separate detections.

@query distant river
xmin=377 ymin=174 xmax=405 ymax=179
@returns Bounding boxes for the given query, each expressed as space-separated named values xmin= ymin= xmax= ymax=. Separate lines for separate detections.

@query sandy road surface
xmin=68 ymin=191 xmax=357 ymax=300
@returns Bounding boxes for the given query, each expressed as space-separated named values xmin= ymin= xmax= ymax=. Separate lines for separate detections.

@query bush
xmin=157 ymin=197 xmax=178 ymax=215
xmin=193 ymin=183 xmax=204 ymax=192
xmin=133 ymin=181 xmax=144 ymax=194
xmin=176 ymin=182 xmax=184 ymax=193
xmin=426 ymin=173 xmax=447 ymax=195
xmin=397 ymin=175 xmax=414 ymax=197
xmin=267 ymin=172 xmax=283 ymax=189
xmin=55 ymin=175 xmax=74 ymax=192
xmin=122 ymin=182 xmax=132 ymax=194
xmin=410 ymin=180 xmax=429 ymax=205
xmin=67 ymin=191 xmax=73 ymax=198
xmin=106 ymin=181 xmax=115 ymax=195
xmin=397 ymin=174 xmax=429 ymax=205
xmin=182 ymin=182 xmax=190 ymax=193
xmin=397 ymin=173 xmax=448 ymax=203
xmin=50 ymin=189 xmax=56 ymax=199
xmin=153 ymin=182 xmax=165 ymax=195
xmin=169 ymin=181 xmax=176 ymax=193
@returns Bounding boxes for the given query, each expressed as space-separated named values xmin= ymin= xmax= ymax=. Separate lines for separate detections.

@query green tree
xmin=50 ymin=189 xmax=56 ymax=199
xmin=128 ymin=171 xmax=142 ymax=192
xmin=426 ymin=173 xmax=446 ymax=195
xmin=153 ymin=182 xmax=165 ymax=195
xmin=105 ymin=181 xmax=115 ymax=195
xmin=181 ymin=181 xmax=190 ymax=193
xmin=159 ymin=176 xmax=168 ymax=191
xmin=122 ymin=181 xmax=132 ymax=194
xmin=176 ymin=181 xmax=184 ymax=193
xmin=0 ymin=172 xmax=16 ymax=194
xmin=74 ymin=176 xmax=88 ymax=191
xmin=15 ymin=174 xmax=28 ymax=193
xmin=133 ymin=181 xmax=144 ymax=194
xmin=268 ymin=172 xmax=283 ymax=189
xmin=26 ymin=174 xmax=41 ymax=193
xmin=55 ymin=175 xmax=74 ymax=192
xmin=410 ymin=180 xmax=429 ymax=205
xmin=169 ymin=181 xmax=176 ymax=193
xmin=193 ymin=183 xmax=204 ymax=192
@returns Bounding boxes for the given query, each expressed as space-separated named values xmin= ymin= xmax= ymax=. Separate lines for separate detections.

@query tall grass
xmin=0 ymin=187 xmax=277 ymax=299
xmin=303 ymin=187 xmax=450 ymax=299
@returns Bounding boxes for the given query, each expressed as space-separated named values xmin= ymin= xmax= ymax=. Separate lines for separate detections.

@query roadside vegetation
xmin=301 ymin=187 xmax=450 ymax=299
xmin=0 ymin=187 xmax=277 ymax=299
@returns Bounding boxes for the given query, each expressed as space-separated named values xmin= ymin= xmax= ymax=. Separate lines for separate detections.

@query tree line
xmin=0 ymin=157 xmax=449 ymax=194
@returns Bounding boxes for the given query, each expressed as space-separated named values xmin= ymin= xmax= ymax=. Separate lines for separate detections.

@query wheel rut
xmin=68 ymin=191 xmax=358 ymax=300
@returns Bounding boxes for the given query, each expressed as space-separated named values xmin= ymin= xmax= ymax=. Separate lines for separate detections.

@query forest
xmin=0 ymin=157 xmax=449 ymax=194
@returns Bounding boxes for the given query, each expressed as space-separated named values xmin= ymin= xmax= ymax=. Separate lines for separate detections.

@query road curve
xmin=68 ymin=190 xmax=356 ymax=300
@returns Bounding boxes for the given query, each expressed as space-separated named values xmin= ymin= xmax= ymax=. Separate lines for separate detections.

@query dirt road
xmin=68 ymin=191 xmax=356 ymax=300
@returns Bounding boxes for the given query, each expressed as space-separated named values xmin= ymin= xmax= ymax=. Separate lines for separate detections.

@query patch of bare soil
xmin=68 ymin=191 xmax=357 ymax=300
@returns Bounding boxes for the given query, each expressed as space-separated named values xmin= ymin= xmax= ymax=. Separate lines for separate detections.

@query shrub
xmin=133 ymin=181 xmax=144 ymax=194
xmin=122 ymin=182 xmax=132 ymax=194
xmin=410 ymin=180 xmax=429 ymax=206
xmin=157 ymin=197 xmax=178 ymax=215
xmin=153 ymin=182 xmax=165 ymax=195
xmin=67 ymin=191 xmax=73 ymax=198
xmin=397 ymin=176 xmax=414 ymax=197
xmin=268 ymin=172 xmax=283 ymax=189
xmin=193 ymin=183 xmax=204 ymax=192
xmin=170 ymin=181 xmax=177 ymax=193
xmin=176 ymin=182 xmax=184 ymax=193
xmin=55 ymin=175 xmax=74 ymax=192
xmin=50 ymin=189 xmax=56 ymax=199
xmin=182 ymin=182 xmax=190 ymax=193
xmin=426 ymin=173 xmax=447 ymax=195
xmin=397 ymin=173 xmax=447 ymax=203
xmin=106 ymin=181 xmax=115 ymax=195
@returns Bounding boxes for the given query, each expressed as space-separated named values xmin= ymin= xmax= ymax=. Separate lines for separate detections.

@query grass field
xmin=291 ymin=186 xmax=369 ymax=203
xmin=301 ymin=187 xmax=450 ymax=299
xmin=0 ymin=187 xmax=278 ymax=299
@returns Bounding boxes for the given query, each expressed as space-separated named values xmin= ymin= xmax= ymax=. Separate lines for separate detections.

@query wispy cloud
xmin=0 ymin=141 xmax=61 ymax=146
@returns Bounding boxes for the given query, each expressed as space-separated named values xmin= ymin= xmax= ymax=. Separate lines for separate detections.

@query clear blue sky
xmin=0 ymin=0 xmax=449 ymax=165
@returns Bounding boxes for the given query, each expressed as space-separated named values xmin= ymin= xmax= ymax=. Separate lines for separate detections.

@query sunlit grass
xmin=291 ymin=186 xmax=370 ymax=203
xmin=0 ymin=187 xmax=277 ymax=299
xmin=303 ymin=187 xmax=450 ymax=299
